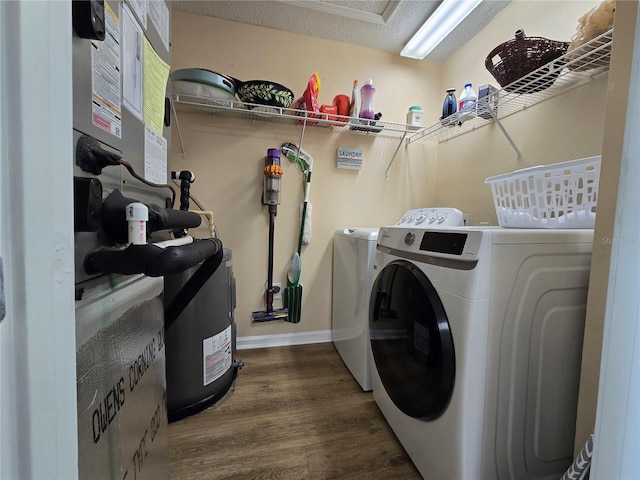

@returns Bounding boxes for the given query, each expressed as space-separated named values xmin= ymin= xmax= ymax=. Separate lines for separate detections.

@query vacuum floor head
xmin=251 ymin=308 xmax=289 ymax=323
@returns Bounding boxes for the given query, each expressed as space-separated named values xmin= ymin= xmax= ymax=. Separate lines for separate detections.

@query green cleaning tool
xmin=283 ymin=195 xmax=306 ymax=324
xmin=281 ymin=142 xmax=313 ymax=323
xmin=281 ymin=142 xmax=313 ymax=244
xmin=252 ymin=148 xmax=289 ymax=323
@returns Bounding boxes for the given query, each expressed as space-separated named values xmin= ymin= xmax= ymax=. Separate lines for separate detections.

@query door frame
xmin=0 ymin=1 xmax=77 ymax=478
xmin=591 ymin=4 xmax=640 ymax=477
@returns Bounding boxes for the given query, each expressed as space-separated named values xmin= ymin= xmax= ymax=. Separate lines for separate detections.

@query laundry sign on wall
xmin=337 ymin=147 xmax=363 ymax=170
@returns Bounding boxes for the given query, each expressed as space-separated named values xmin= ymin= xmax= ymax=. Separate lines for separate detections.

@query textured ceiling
xmin=170 ymin=0 xmax=511 ymax=63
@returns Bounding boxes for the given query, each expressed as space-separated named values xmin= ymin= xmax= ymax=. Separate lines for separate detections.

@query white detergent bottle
xmin=458 ymin=83 xmax=477 ymax=123
xmin=349 ymin=79 xmax=360 ymax=121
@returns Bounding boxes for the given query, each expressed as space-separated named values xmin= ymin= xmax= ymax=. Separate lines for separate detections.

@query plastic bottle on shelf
xmin=359 ymin=79 xmax=376 ymax=120
xmin=349 ymin=80 xmax=360 ymax=120
xmin=441 ymin=88 xmax=457 ymax=125
xmin=406 ymin=106 xmax=424 ymax=130
xmin=458 ymin=83 xmax=477 ymax=123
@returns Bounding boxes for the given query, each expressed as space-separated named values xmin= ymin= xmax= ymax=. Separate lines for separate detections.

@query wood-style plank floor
xmin=168 ymin=342 xmax=422 ymax=479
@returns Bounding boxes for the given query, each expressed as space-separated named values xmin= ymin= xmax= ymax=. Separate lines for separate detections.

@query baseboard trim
xmin=237 ymin=330 xmax=332 ymax=350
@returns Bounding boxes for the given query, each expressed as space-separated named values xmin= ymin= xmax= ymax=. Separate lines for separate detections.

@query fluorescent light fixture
xmin=401 ymin=0 xmax=484 ymax=59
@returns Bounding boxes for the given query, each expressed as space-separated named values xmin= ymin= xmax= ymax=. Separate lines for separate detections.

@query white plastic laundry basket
xmin=485 ymin=156 xmax=601 ymax=228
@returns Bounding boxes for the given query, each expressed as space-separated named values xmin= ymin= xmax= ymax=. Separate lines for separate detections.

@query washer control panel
xmin=396 ymin=208 xmax=464 ymax=228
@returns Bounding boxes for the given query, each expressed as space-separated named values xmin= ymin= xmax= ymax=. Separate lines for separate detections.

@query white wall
xmin=0 ymin=2 xmax=4 ymax=472
xmin=0 ymin=1 xmax=77 ymax=478
xmin=436 ymin=0 xmax=604 ymax=225
xmin=171 ymin=10 xmax=440 ymax=339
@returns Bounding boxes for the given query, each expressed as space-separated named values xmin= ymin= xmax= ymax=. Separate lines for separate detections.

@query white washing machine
xmin=332 ymin=228 xmax=379 ymax=391
xmin=370 ymin=225 xmax=594 ymax=480
xmin=332 ymin=209 xmax=463 ymax=391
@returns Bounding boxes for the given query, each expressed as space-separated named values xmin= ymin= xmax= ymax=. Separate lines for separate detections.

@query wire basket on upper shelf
xmin=485 ymin=29 xmax=570 ymax=94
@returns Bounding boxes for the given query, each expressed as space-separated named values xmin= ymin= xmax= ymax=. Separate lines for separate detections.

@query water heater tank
xmin=164 ymin=248 xmax=238 ymax=422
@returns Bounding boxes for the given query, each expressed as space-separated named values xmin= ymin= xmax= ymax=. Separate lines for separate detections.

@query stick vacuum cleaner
xmin=252 ymin=148 xmax=289 ymax=323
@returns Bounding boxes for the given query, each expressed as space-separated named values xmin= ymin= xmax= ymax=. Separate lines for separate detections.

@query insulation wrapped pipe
xmin=83 ymin=238 xmax=222 ymax=277
xmin=101 ymin=189 xmax=201 ymax=244
xmin=189 ymin=210 xmax=216 ymax=238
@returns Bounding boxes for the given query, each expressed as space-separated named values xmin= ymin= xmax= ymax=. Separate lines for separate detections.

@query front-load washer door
xmin=369 ymin=260 xmax=455 ymax=420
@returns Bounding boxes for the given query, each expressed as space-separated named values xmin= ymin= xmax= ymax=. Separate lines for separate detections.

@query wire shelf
xmin=170 ymin=28 xmax=612 ymax=164
xmin=419 ymin=28 xmax=613 ymax=143
xmin=171 ymin=93 xmax=427 ymax=141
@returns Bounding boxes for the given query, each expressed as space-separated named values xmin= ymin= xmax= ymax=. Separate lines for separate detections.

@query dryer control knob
xmin=415 ymin=215 xmax=426 ymax=224
xmin=427 ymin=216 xmax=437 ymax=224
xmin=404 ymin=232 xmax=415 ymax=245
xmin=437 ymin=216 xmax=446 ymax=224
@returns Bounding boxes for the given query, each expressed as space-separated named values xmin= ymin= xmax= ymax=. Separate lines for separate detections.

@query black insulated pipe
xmin=171 ymin=170 xmax=196 ymax=238
xmin=76 ymin=135 xmax=177 ymax=207
xmin=83 ymin=238 xmax=222 ymax=277
xmin=76 ymin=135 xmax=121 ymax=175
xmin=72 ymin=0 xmax=106 ymax=41
xmin=101 ymin=189 xmax=201 ymax=244
xmin=85 ymin=238 xmax=225 ymax=331
xmin=73 ymin=176 xmax=103 ymax=232
xmin=173 ymin=170 xmax=195 ymax=211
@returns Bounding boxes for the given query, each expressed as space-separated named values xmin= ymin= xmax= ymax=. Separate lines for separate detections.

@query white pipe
xmin=189 ymin=209 xmax=216 ymax=238
xmin=125 ymin=203 xmax=148 ymax=245
xmin=153 ymin=236 xmax=193 ymax=249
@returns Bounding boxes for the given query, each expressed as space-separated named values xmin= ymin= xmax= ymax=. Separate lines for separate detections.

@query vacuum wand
xmin=265 ymin=204 xmax=277 ymax=310
xmin=252 ymin=149 xmax=289 ymax=322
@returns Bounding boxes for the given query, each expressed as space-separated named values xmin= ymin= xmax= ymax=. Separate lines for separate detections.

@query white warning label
xmin=91 ymin=2 xmax=122 ymax=138
xmin=203 ymin=325 xmax=232 ymax=386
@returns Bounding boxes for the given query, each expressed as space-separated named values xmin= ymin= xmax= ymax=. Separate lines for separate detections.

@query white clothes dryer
xmin=369 ymin=225 xmax=594 ymax=480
